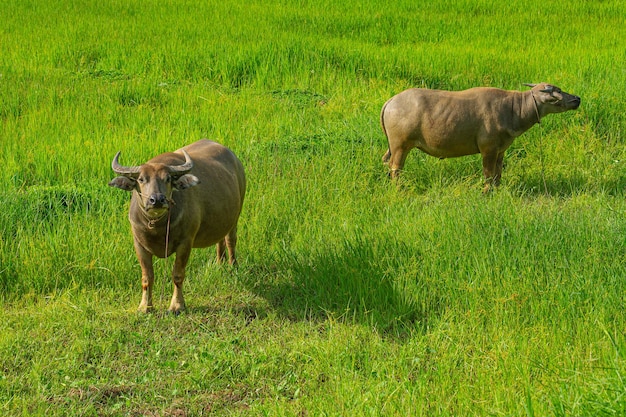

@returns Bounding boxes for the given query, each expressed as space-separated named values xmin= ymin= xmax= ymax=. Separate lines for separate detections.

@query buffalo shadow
xmin=239 ymin=237 xmax=442 ymax=338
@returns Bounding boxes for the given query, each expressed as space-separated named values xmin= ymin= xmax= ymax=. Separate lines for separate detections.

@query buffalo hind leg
xmin=382 ymin=148 xmax=391 ymax=164
xmin=217 ymin=226 xmax=238 ymax=265
xmin=216 ymin=239 xmax=227 ymax=264
xmin=225 ymin=226 xmax=238 ymax=265
xmin=387 ymin=147 xmax=410 ymax=179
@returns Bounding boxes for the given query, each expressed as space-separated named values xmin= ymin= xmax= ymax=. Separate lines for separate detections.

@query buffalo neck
xmin=508 ymin=91 xmax=541 ymax=137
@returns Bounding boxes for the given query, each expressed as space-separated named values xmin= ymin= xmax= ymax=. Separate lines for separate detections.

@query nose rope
xmin=134 ymin=189 xmax=176 ymax=311
xmin=530 ymin=94 xmax=548 ymax=193
xmin=161 ymin=207 xmax=172 ymax=309
xmin=529 ymin=91 xmax=541 ymax=124
xmin=135 ymin=191 xmax=176 ymax=229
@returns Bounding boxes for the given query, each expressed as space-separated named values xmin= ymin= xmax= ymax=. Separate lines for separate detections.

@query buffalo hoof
xmin=167 ymin=308 xmax=185 ymax=316
xmin=137 ymin=304 xmax=154 ymax=314
xmin=168 ymin=302 xmax=186 ymax=315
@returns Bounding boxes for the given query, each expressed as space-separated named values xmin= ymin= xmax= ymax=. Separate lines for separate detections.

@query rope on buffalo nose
xmin=534 ymin=114 xmax=548 ymax=194
xmin=530 ymin=91 xmax=541 ymax=125
xmin=135 ymin=191 xmax=169 ymax=229
xmin=530 ymin=91 xmax=548 ymax=194
xmin=161 ymin=208 xmax=171 ymax=308
xmin=160 ymin=196 xmax=175 ymax=311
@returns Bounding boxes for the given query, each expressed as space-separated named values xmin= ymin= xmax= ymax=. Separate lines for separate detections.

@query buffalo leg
xmin=481 ymin=150 xmax=499 ymax=193
xmin=387 ymin=146 xmax=410 ymax=179
xmin=382 ymin=148 xmax=391 ymax=164
xmin=216 ymin=239 xmax=227 ymax=264
xmin=225 ymin=226 xmax=238 ymax=266
xmin=134 ymin=238 xmax=155 ymax=313
xmin=494 ymin=151 xmax=505 ymax=186
xmin=169 ymin=244 xmax=191 ymax=313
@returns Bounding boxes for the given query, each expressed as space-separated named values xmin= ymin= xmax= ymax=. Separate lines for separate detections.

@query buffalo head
xmin=524 ymin=83 xmax=581 ymax=117
xmin=109 ymin=150 xmax=199 ymax=219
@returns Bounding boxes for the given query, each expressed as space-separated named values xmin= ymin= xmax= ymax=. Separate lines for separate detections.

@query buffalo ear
xmin=109 ymin=176 xmax=136 ymax=191
xmin=173 ymin=174 xmax=200 ymax=190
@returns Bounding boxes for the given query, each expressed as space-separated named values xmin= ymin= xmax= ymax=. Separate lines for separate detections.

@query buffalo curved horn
xmin=111 ymin=151 xmax=141 ymax=177
xmin=540 ymin=85 xmax=555 ymax=94
xmin=523 ymin=83 xmax=537 ymax=88
xmin=168 ymin=150 xmax=194 ymax=174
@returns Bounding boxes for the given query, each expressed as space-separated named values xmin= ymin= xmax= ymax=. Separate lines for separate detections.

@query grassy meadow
xmin=1 ymin=0 xmax=626 ymax=415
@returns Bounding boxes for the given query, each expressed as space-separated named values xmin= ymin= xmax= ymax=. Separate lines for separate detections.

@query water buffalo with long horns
xmin=109 ymin=139 xmax=246 ymax=313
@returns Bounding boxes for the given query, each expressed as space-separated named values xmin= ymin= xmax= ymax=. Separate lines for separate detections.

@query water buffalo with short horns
xmin=380 ymin=83 xmax=580 ymax=192
xmin=109 ymin=139 xmax=246 ymax=313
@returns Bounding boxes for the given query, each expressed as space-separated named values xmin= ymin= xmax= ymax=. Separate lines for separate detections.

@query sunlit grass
xmin=1 ymin=0 xmax=626 ymax=415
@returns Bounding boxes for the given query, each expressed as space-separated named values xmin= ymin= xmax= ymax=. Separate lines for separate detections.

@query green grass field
xmin=1 ymin=0 xmax=626 ymax=415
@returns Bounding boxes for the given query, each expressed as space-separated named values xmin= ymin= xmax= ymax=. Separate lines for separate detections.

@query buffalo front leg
xmin=481 ymin=150 xmax=500 ymax=194
xmin=494 ymin=151 xmax=506 ymax=186
xmin=134 ymin=239 xmax=155 ymax=313
xmin=169 ymin=243 xmax=191 ymax=314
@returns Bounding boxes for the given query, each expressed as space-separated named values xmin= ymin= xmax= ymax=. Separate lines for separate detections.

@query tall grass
xmin=1 ymin=0 xmax=626 ymax=415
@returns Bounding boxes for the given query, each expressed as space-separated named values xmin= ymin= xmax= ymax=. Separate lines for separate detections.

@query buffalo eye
xmin=550 ymin=92 xmax=563 ymax=103
xmin=137 ymin=176 xmax=146 ymax=184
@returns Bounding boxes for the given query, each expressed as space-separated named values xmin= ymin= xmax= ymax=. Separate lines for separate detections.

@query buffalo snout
xmin=569 ymin=95 xmax=581 ymax=110
xmin=147 ymin=193 xmax=168 ymax=209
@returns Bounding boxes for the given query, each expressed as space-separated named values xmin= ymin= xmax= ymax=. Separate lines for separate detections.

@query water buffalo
xmin=109 ymin=139 xmax=246 ymax=313
xmin=381 ymin=83 xmax=581 ymax=192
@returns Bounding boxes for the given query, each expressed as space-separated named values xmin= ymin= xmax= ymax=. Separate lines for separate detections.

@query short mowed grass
xmin=1 ymin=0 xmax=626 ymax=415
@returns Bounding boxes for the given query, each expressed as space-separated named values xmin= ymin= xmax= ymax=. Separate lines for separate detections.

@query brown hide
xmin=381 ymin=83 xmax=580 ymax=192
xmin=109 ymin=139 xmax=246 ymax=313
